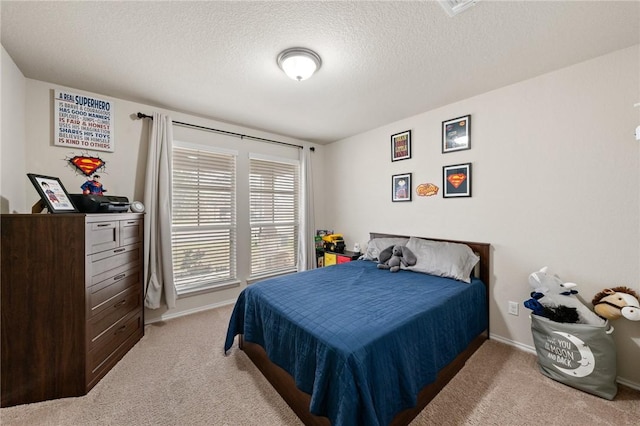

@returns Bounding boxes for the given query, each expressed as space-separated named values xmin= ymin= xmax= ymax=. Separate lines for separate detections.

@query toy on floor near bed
xmin=377 ymin=245 xmax=417 ymax=272
xmin=524 ymin=266 xmax=604 ymax=325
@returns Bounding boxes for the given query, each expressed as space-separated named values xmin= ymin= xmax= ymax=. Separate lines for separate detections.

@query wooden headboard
xmin=369 ymin=232 xmax=491 ymax=291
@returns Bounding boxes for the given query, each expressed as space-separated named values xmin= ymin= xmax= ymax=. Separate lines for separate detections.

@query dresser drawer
xmin=90 ymin=243 xmax=141 ymax=284
xmin=120 ymin=219 xmax=142 ymax=246
xmin=88 ymin=267 xmax=140 ymax=317
xmin=87 ymin=221 xmax=120 ymax=253
xmin=88 ymin=286 xmax=141 ymax=346
xmin=87 ymin=312 xmax=142 ymax=386
xmin=88 ymin=310 xmax=141 ymax=363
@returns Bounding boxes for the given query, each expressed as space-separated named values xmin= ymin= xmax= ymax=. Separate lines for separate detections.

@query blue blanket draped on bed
xmin=225 ymin=260 xmax=487 ymax=426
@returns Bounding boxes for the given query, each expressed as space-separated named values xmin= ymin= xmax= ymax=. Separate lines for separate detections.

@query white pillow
xmin=403 ymin=237 xmax=479 ymax=283
xmin=362 ymin=237 xmax=409 ymax=261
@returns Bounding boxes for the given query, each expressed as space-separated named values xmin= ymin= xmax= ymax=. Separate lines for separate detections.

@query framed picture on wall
xmin=392 ymin=173 xmax=412 ymax=202
xmin=27 ymin=173 xmax=78 ymax=213
xmin=443 ymin=163 xmax=472 ymax=198
xmin=442 ymin=115 xmax=471 ymax=153
xmin=391 ymin=130 xmax=411 ymax=161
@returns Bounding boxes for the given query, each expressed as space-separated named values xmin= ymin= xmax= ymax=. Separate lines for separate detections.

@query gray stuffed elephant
xmin=377 ymin=245 xmax=417 ymax=272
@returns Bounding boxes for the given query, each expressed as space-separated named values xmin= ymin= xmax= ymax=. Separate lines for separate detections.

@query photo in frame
xmin=391 ymin=130 xmax=411 ymax=161
xmin=392 ymin=172 xmax=412 ymax=202
xmin=27 ymin=173 xmax=78 ymax=213
xmin=442 ymin=115 xmax=471 ymax=153
xmin=443 ymin=163 xmax=472 ymax=198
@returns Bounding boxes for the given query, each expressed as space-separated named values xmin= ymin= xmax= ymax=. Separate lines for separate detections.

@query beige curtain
xmin=143 ymin=112 xmax=176 ymax=309
xmin=297 ymin=147 xmax=316 ymax=271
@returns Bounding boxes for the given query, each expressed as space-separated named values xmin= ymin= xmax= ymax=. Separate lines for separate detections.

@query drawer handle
xmin=126 ymin=221 xmax=137 ymax=225
xmin=113 ymin=299 xmax=127 ymax=308
xmin=114 ymin=325 xmax=127 ymax=335
xmin=97 ymin=223 xmax=112 ymax=228
xmin=113 ymin=248 xmax=126 ymax=253
xmin=113 ymin=273 xmax=126 ymax=281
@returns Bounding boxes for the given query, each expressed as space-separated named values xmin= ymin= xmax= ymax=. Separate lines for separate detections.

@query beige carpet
xmin=1 ymin=304 xmax=638 ymax=425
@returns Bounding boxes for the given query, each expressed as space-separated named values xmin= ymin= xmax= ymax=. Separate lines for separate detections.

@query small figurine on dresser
xmin=81 ymin=174 xmax=106 ymax=195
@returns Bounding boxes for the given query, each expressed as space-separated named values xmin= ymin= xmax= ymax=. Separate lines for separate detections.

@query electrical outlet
xmin=508 ymin=301 xmax=519 ymax=316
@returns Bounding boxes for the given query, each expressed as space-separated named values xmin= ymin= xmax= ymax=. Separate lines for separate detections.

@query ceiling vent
xmin=438 ymin=0 xmax=479 ymax=17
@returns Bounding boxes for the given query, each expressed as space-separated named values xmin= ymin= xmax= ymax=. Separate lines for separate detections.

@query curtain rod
xmin=136 ymin=112 xmax=310 ymax=150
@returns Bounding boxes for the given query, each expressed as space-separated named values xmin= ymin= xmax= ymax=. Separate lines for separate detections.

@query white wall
xmin=15 ymin=78 xmax=325 ymax=323
xmin=1 ymin=46 xmax=27 ymax=213
xmin=324 ymin=45 xmax=640 ymax=386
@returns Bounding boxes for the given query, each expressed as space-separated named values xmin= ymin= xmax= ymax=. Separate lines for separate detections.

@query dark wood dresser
xmin=1 ymin=213 xmax=145 ymax=407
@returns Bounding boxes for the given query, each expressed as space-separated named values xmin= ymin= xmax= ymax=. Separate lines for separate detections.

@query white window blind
xmin=249 ymin=156 xmax=300 ymax=278
xmin=172 ymin=144 xmax=236 ymax=294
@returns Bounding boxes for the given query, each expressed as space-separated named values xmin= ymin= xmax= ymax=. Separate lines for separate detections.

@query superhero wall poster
xmin=443 ymin=163 xmax=472 ymax=198
xmin=54 ymin=90 xmax=114 ymax=152
xmin=442 ymin=115 xmax=471 ymax=153
xmin=392 ymin=173 xmax=412 ymax=202
xmin=391 ymin=130 xmax=411 ymax=161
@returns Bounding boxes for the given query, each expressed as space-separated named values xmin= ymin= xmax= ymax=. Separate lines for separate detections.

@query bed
xmin=224 ymin=233 xmax=490 ymax=425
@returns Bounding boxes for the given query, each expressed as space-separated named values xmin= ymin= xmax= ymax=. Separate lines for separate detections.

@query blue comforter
xmin=224 ymin=260 xmax=487 ymax=426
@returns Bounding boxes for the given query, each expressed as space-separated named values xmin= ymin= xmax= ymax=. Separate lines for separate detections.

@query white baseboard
xmin=145 ymin=299 xmax=236 ymax=324
xmin=489 ymin=333 xmax=536 ymax=354
xmin=616 ymin=377 xmax=640 ymax=391
xmin=489 ymin=333 xmax=640 ymax=391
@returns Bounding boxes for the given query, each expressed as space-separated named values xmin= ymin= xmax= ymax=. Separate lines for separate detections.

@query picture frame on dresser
xmin=27 ymin=173 xmax=78 ymax=213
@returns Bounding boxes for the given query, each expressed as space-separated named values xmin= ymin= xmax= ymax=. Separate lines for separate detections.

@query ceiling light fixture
xmin=277 ymin=47 xmax=322 ymax=81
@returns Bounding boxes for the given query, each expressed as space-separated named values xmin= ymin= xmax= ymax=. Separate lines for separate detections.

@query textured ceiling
xmin=2 ymin=1 xmax=639 ymax=144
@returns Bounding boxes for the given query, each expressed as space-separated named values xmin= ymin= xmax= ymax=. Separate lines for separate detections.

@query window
xmin=171 ymin=142 xmax=237 ymax=294
xmin=249 ymin=155 xmax=300 ymax=278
